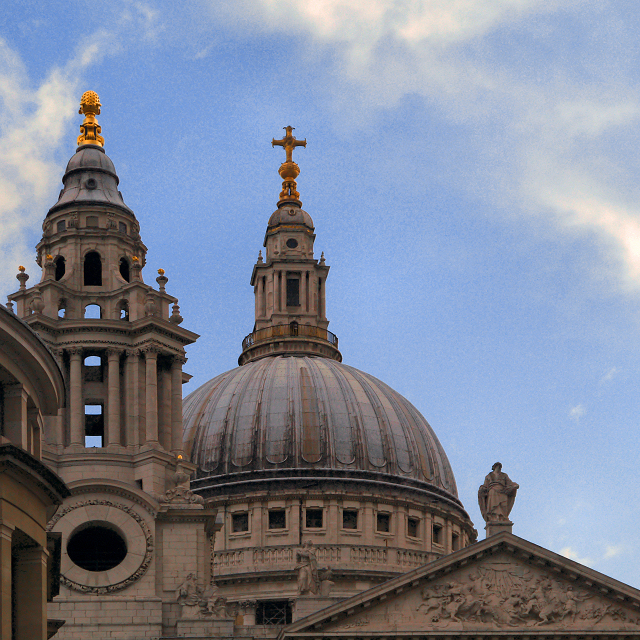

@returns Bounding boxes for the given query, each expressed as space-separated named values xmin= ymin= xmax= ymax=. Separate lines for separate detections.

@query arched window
xmin=58 ymin=298 xmax=66 ymax=318
xmin=84 ymin=251 xmax=102 ymax=286
xmin=54 ymin=256 xmax=66 ymax=281
xmin=290 ymin=320 xmax=299 ymax=336
xmin=119 ymin=258 xmax=130 ymax=283
xmin=117 ymin=299 xmax=129 ymax=321
xmin=84 ymin=304 xmax=102 ymax=319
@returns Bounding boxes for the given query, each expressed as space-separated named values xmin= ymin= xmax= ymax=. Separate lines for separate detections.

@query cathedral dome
xmin=183 ymin=355 xmax=460 ymax=504
xmin=267 ymin=205 xmax=314 ymax=229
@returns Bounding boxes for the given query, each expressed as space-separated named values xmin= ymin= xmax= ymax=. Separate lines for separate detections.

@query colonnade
xmin=65 ymin=345 xmax=185 ymax=451
xmin=255 ymin=270 xmax=326 ymax=319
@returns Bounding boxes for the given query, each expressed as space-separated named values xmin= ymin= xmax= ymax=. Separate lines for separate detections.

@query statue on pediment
xmin=296 ymin=541 xmax=319 ymax=596
xmin=478 ymin=462 xmax=518 ymax=523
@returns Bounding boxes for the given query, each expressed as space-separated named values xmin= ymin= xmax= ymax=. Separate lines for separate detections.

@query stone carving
xmin=46 ymin=499 xmax=153 ymax=595
xmin=415 ymin=564 xmax=604 ymax=629
xmin=176 ymin=574 xmax=232 ymax=619
xmin=296 ymin=541 xmax=319 ymax=596
xmin=159 ymin=461 xmax=204 ymax=505
xmin=478 ymin=462 xmax=518 ymax=523
xmin=319 ymin=568 xmax=335 ymax=596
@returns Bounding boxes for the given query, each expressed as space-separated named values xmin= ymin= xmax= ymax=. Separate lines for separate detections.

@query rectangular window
xmin=376 ymin=512 xmax=391 ymax=533
xmin=305 ymin=508 xmax=323 ymax=529
xmin=286 ymin=278 xmax=300 ymax=307
xmin=118 ymin=221 xmax=127 ymax=234
xmin=256 ymin=600 xmax=292 ymax=625
xmin=342 ymin=509 xmax=358 ymax=530
xmin=407 ymin=517 xmax=420 ymax=538
xmin=452 ymin=532 xmax=460 ymax=551
xmin=268 ymin=509 xmax=286 ymax=530
xmin=432 ymin=523 xmax=443 ymax=545
xmin=231 ymin=512 xmax=249 ymax=533
xmin=56 ymin=220 xmax=66 ymax=233
xmin=84 ymin=404 xmax=104 ymax=448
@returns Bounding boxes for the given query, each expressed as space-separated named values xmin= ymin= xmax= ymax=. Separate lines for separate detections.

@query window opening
xmin=342 ymin=509 xmax=358 ymax=530
xmin=407 ymin=517 xmax=420 ymax=538
xmin=118 ymin=221 xmax=127 ymax=234
xmin=57 ymin=299 xmax=66 ymax=319
xmin=84 ymin=354 xmax=103 ymax=382
xmin=54 ymin=256 xmax=66 ymax=281
xmin=85 ymin=404 xmax=104 ymax=447
xmin=119 ymin=257 xmax=130 ymax=282
xmin=117 ymin=299 xmax=129 ymax=321
xmin=84 ymin=304 xmax=101 ymax=319
xmin=305 ymin=508 xmax=323 ymax=529
xmin=286 ymin=238 xmax=298 ymax=249
xmin=86 ymin=216 xmax=99 ymax=227
xmin=84 ymin=251 xmax=102 ymax=286
xmin=268 ymin=510 xmax=286 ymax=530
xmin=255 ymin=600 xmax=292 ymax=625
xmin=377 ymin=512 xmax=391 ymax=533
xmin=452 ymin=532 xmax=460 ymax=551
xmin=56 ymin=220 xmax=66 ymax=233
xmin=289 ymin=320 xmax=298 ymax=336
xmin=67 ymin=524 xmax=127 ymax=572
xmin=432 ymin=523 xmax=443 ymax=545
xmin=231 ymin=513 xmax=249 ymax=533
xmin=286 ymin=277 xmax=300 ymax=307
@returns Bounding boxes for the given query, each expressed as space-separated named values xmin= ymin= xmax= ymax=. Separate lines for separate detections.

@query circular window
xmin=286 ymin=238 xmax=298 ymax=249
xmin=67 ymin=524 xmax=127 ymax=572
xmin=85 ymin=178 xmax=97 ymax=190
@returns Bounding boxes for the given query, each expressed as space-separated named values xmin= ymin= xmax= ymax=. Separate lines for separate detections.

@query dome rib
xmin=184 ymin=356 xmax=459 ymax=498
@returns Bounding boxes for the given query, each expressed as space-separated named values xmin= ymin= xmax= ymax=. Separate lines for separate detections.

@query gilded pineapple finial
xmin=77 ymin=91 xmax=104 ymax=147
xmin=272 ymin=126 xmax=306 ymax=207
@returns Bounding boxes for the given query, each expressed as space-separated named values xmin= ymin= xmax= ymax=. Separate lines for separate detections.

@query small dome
xmin=183 ymin=355 xmax=459 ymax=500
xmin=268 ymin=204 xmax=314 ymax=229
xmin=48 ymin=145 xmax=134 ymax=215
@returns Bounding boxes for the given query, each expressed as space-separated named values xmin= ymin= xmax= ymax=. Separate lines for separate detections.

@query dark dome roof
xmin=48 ymin=145 xmax=134 ymax=215
xmin=183 ymin=356 xmax=459 ymax=498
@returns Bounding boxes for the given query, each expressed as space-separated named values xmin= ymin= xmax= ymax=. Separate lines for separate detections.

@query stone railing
xmin=241 ymin=323 xmax=338 ymax=351
xmin=214 ymin=545 xmax=437 ymax=575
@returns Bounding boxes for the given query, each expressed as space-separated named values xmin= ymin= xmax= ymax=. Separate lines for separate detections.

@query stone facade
xmin=5 ymin=95 xmax=639 ymax=640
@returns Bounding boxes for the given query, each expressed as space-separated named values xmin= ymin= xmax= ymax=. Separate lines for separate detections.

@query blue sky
xmin=1 ymin=1 xmax=639 ymax=586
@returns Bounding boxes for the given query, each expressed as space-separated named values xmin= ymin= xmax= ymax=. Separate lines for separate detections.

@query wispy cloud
xmin=569 ymin=404 xmax=586 ymax=421
xmin=560 ymin=546 xmax=593 ymax=566
xmin=600 ymin=367 xmax=618 ymax=385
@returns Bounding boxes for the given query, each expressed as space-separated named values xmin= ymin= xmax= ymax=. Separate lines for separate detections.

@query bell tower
xmin=238 ymin=127 xmax=341 ymax=365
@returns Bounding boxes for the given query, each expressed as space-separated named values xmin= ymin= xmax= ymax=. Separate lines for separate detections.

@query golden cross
xmin=272 ymin=126 xmax=306 ymax=163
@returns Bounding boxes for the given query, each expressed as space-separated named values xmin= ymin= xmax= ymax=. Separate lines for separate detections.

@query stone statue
xmin=295 ymin=541 xmax=319 ymax=596
xmin=176 ymin=573 xmax=203 ymax=618
xmin=478 ymin=462 xmax=518 ymax=523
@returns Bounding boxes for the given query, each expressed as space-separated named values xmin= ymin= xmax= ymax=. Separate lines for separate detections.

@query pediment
xmin=283 ymin=533 xmax=640 ymax=637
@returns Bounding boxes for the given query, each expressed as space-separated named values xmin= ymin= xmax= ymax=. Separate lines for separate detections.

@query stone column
xmin=144 ymin=346 xmax=160 ymax=444
xmin=159 ymin=366 xmax=172 ymax=451
xmin=300 ymin=271 xmax=307 ymax=313
xmin=0 ymin=524 xmax=13 ymax=640
xmin=266 ymin=273 xmax=274 ymax=316
xmin=125 ymin=349 xmax=140 ymax=448
xmin=319 ymin=277 xmax=325 ymax=319
xmin=3 ymin=383 xmax=28 ymax=449
xmin=171 ymin=357 xmax=186 ymax=454
xmin=13 ymin=545 xmax=48 ymax=640
xmin=107 ymin=348 xmax=121 ymax=447
xmin=280 ymin=270 xmax=287 ymax=311
xmin=257 ymin=276 xmax=265 ymax=318
xmin=68 ymin=347 xmax=83 ymax=446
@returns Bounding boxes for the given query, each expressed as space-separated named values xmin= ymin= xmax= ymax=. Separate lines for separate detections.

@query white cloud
xmin=604 ymin=544 xmax=625 ymax=559
xmin=600 ymin=367 xmax=618 ymax=384
xmin=569 ymin=404 xmax=585 ymax=421
xmin=560 ymin=546 xmax=593 ymax=566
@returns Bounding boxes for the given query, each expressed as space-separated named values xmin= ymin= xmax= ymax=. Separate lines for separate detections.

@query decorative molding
xmin=46 ymin=498 xmax=154 ymax=594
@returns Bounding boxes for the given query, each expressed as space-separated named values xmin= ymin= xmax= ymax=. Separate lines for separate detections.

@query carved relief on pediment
xmin=328 ymin=555 xmax=640 ymax=632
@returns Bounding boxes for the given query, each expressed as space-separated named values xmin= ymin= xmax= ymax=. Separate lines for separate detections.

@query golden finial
xmin=18 ymin=266 xmax=25 ymax=272
xmin=46 ymin=254 xmax=53 ymax=260
xmin=77 ymin=90 xmax=104 ymax=147
xmin=272 ymin=126 xmax=306 ymax=207
xmin=132 ymin=256 xmax=139 ymax=262
xmin=158 ymin=268 xmax=165 ymax=275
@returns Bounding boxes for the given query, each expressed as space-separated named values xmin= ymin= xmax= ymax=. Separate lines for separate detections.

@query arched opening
xmin=84 ymin=355 xmax=103 ymax=382
xmin=84 ymin=403 xmax=104 ymax=447
xmin=290 ymin=320 xmax=299 ymax=336
xmin=117 ymin=299 xmax=129 ymax=321
xmin=84 ymin=251 xmax=102 ymax=286
xmin=67 ymin=522 xmax=127 ymax=572
xmin=84 ymin=304 xmax=102 ymax=319
xmin=54 ymin=255 xmax=66 ymax=281
xmin=119 ymin=257 xmax=130 ymax=283
xmin=58 ymin=298 xmax=66 ymax=318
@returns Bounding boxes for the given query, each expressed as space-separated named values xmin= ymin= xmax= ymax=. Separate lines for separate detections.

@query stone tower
xmin=7 ymin=92 xmax=218 ymax=639
xmin=239 ymin=126 xmax=341 ymax=365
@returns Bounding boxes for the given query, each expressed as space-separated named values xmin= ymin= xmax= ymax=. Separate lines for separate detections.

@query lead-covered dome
xmin=183 ymin=355 xmax=459 ymax=500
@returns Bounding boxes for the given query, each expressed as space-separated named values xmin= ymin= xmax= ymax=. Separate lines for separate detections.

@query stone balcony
xmin=238 ymin=323 xmax=342 ymax=365
xmin=213 ymin=544 xmax=438 ymax=583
